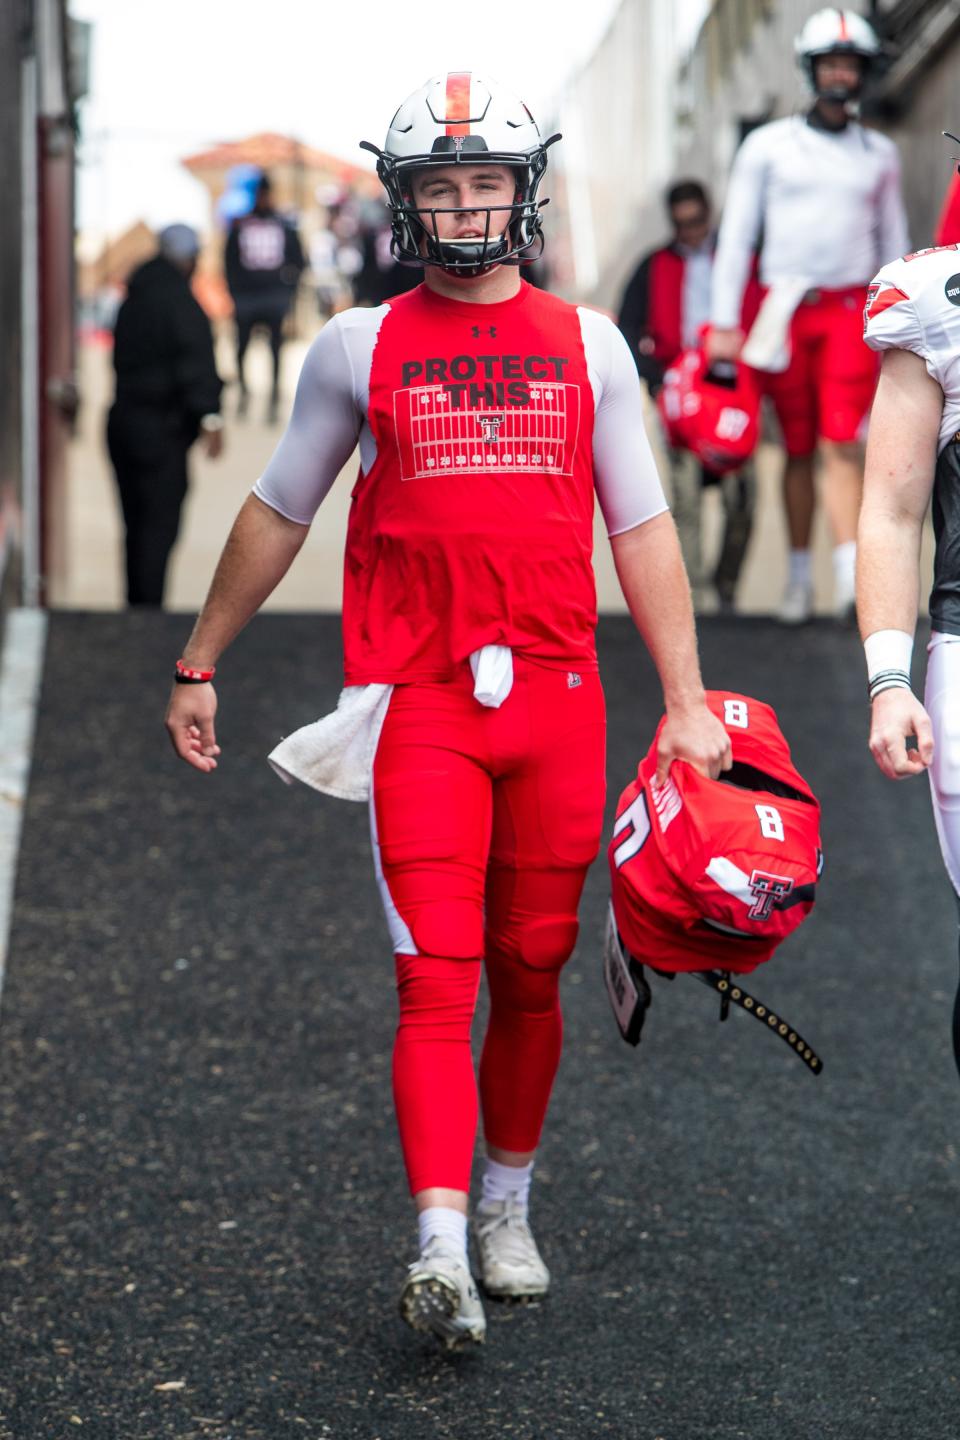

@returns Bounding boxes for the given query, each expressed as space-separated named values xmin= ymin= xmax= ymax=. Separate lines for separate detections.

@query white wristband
xmin=864 ymin=629 xmax=914 ymax=684
xmin=864 ymin=629 xmax=914 ymax=700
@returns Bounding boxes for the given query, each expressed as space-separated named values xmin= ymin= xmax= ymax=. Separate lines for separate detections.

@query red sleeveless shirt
xmin=342 ymin=282 xmax=599 ymax=683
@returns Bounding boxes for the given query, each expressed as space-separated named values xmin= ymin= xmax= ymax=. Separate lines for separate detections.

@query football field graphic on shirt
xmin=394 ymin=382 xmax=581 ymax=480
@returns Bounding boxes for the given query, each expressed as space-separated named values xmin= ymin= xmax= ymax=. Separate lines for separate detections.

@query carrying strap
xmin=689 ymin=970 xmax=823 ymax=1075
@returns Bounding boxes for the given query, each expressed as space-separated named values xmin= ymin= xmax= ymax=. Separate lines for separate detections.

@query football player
xmin=165 ymin=73 xmax=730 ymax=1349
xmin=859 ymin=181 xmax=960 ymax=1086
xmin=708 ymin=8 xmax=908 ymax=623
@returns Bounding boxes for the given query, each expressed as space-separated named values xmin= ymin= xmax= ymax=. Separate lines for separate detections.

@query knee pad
xmin=490 ymin=915 xmax=579 ymax=975
xmin=519 ymin=915 xmax=579 ymax=971
xmin=410 ymin=898 xmax=484 ymax=961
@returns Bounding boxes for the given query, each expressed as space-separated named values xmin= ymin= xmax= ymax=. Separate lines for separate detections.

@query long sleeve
xmin=224 ymin=223 xmax=241 ymax=297
xmin=578 ymin=308 xmax=668 ymax=535
xmin=711 ymin=131 xmax=768 ymax=330
xmin=284 ymin=224 xmax=306 ymax=277
xmin=253 ymin=317 xmax=363 ymax=523
xmin=172 ymin=295 xmax=223 ymax=423
xmin=876 ymin=148 xmax=910 ymax=270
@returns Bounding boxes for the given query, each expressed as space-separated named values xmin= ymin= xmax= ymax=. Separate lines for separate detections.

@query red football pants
xmin=371 ymin=657 xmax=606 ymax=1195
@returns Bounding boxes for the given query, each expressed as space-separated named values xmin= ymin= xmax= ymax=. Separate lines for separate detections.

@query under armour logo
xmin=747 ymin=870 xmax=794 ymax=921
xmin=479 ymin=414 xmax=504 ymax=445
xmin=471 ymin=325 xmax=497 ymax=338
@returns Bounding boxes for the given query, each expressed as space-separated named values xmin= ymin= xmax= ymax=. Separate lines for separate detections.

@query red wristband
xmin=175 ymin=659 xmax=216 ymax=682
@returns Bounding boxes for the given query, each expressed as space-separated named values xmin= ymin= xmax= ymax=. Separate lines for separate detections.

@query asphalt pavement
xmin=1 ymin=610 xmax=958 ymax=1439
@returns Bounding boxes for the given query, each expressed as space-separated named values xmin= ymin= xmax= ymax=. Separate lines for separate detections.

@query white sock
xmin=833 ymin=541 xmax=856 ymax=600
xmin=418 ymin=1206 xmax=468 ymax=1258
xmin=481 ymin=1157 xmax=534 ymax=1213
xmin=788 ymin=549 xmax=812 ymax=588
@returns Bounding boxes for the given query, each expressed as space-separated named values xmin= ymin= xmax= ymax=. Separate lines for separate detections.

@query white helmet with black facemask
xmin=795 ymin=8 xmax=882 ymax=104
xmin=361 ymin=72 xmax=560 ymax=277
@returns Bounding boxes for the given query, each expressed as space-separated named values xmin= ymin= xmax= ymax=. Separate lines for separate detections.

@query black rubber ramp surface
xmin=1 ymin=612 xmax=958 ymax=1439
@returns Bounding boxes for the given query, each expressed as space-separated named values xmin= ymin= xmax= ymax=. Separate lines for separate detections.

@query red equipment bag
xmin=605 ymin=691 xmax=824 ymax=1072
xmin=657 ymin=347 xmax=761 ymax=473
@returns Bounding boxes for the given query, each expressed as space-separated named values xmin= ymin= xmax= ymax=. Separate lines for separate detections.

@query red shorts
xmin=371 ymin=656 xmax=606 ymax=1192
xmin=761 ymin=285 xmax=878 ymax=457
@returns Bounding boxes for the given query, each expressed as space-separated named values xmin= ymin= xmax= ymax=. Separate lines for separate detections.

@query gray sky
xmin=72 ymin=0 xmax=709 ymax=241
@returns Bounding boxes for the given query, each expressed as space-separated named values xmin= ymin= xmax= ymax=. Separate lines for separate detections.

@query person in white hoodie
xmin=708 ymin=8 xmax=908 ymax=623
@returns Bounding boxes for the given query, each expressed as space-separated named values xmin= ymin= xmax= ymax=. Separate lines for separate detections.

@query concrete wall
xmin=0 ymin=2 xmax=26 ymax=618
xmin=882 ymin=41 xmax=960 ymax=246
xmin=549 ymin=0 xmax=688 ymax=309
xmin=0 ymin=0 xmax=80 ymax=619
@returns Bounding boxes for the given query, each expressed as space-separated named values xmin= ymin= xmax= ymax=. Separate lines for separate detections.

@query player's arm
xmin=165 ymin=496 xmax=310 ymax=772
xmin=165 ymin=317 xmax=362 ymax=772
xmin=588 ymin=312 xmax=731 ymax=783
xmin=611 ymin=516 xmax=731 ymax=783
xmin=857 ymin=347 xmax=943 ymax=780
xmin=707 ymin=130 xmax=767 ymax=361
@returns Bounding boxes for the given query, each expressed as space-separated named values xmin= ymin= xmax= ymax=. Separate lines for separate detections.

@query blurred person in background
xmin=309 ymin=226 xmax=347 ymax=320
xmin=225 ymin=173 xmax=306 ymax=423
xmin=935 ymin=165 xmax=960 ymax=245
xmin=310 ymin=186 xmax=363 ymax=318
xmin=617 ymin=179 xmax=759 ymax=613
xmin=708 ymin=8 xmax=908 ymax=624
xmin=858 ymin=149 xmax=960 ymax=1089
xmin=352 ymin=201 xmax=421 ymax=307
xmin=107 ymin=223 xmax=224 ymax=608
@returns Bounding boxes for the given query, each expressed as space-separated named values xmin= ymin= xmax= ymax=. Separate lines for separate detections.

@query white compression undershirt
xmin=711 ymin=115 xmax=909 ymax=330
xmin=253 ymin=301 xmax=667 ymax=536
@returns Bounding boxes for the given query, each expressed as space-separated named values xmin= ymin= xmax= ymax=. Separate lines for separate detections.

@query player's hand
xmin=165 ymin=683 xmax=221 ymax=773
xmin=655 ymin=703 xmax=733 ymax=785
xmin=868 ymin=688 xmax=933 ymax=779
xmin=704 ymin=327 xmax=743 ymax=364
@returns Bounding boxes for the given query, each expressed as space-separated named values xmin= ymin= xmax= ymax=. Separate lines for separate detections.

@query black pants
xmin=107 ymin=409 xmax=189 ymax=607
xmin=235 ymin=300 xmax=287 ymax=397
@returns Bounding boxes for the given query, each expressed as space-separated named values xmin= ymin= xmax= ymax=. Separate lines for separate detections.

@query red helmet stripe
xmin=444 ymin=71 xmax=472 ymax=137
xmin=837 ymin=9 xmax=849 ymax=40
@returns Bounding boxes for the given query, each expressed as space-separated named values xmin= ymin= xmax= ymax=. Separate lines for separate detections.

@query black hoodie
xmin=111 ymin=254 xmax=222 ymax=444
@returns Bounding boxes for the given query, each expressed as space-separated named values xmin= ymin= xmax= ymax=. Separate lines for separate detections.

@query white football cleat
xmin=399 ymin=1241 xmax=486 ymax=1350
xmin=777 ymin=580 xmax=814 ymax=625
xmin=472 ymin=1197 xmax=551 ymax=1299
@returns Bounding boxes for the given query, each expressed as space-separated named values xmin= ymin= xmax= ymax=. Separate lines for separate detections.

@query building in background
xmin=549 ymin=1 xmax=696 ymax=305
xmin=552 ymin=0 xmax=960 ymax=311
xmin=0 ymin=0 xmax=87 ymax=616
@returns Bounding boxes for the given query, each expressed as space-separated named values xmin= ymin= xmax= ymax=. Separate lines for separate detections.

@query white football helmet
xmin=360 ymin=72 xmax=559 ymax=275
xmin=795 ymin=9 xmax=882 ymax=101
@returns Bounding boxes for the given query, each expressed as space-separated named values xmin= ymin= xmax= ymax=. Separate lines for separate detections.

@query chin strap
xmin=688 ymin=970 xmax=823 ymax=1075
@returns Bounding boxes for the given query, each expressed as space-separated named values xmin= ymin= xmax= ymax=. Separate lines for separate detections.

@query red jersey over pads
xmin=345 ymin=284 xmax=598 ymax=682
xmin=609 ymin=692 xmax=822 ymax=975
